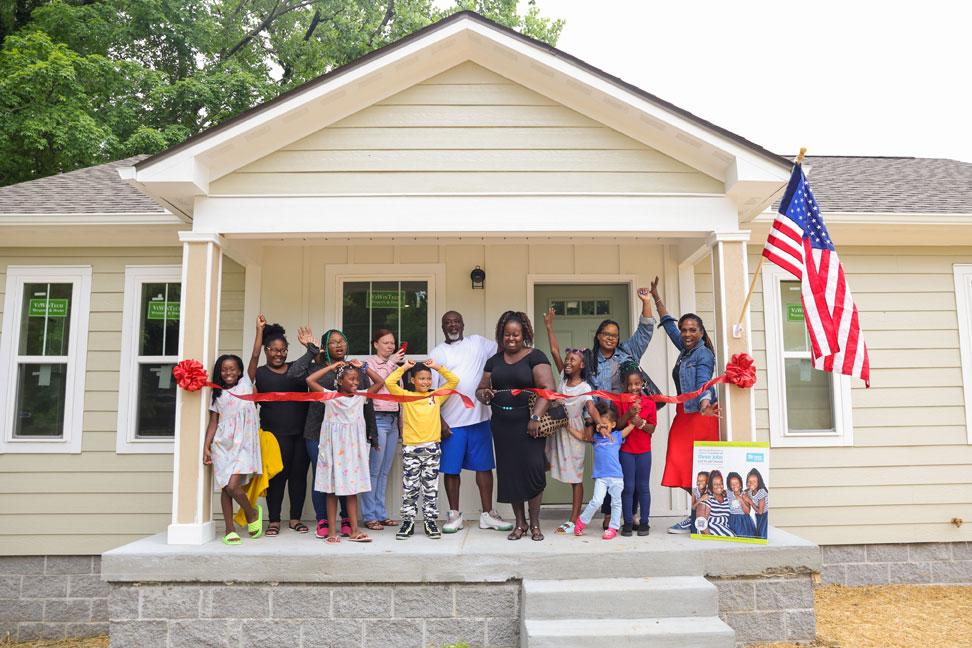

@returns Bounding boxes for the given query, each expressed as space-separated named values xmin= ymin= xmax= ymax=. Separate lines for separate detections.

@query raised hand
xmin=348 ymin=358 xmax=363 ymax=368
xmin=296 ymin=326 xmax=315 ymax=347
xmin=543 ymin=307 xmax=555 ymax=328
xmin=402 ymin=359 xmax=416 ymax=370
xmin=649 ymin=276 xmax=660 ymax=298
xmin=256 ymin=314 xmax=267 ymax=330
xmin=423 ymin=359 xmax=441 ymax=370
xmin=390 ymin=346 xmax=406 ymax=365
xmin=637 ymin=287 xmax=651 ymax=303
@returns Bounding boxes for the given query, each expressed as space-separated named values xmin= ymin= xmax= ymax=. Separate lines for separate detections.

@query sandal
xmin=507 ymin=526 xmax=527 ymax=541
xmin=365 ymin=520 xmax=384 ymax=531
xmin=222 ymin=532 xmax=242 ymax=546
xmin=531 ymin=525 xmax=544 ymax=542
xmin=266 ymin=523 xmax=280 ymax=537
xmin=289 ymin=521 xmax=309 ymax=534
xmin=380 ymin=519 xmax=399 ymax=527
xmin=555 ymin=521 xmax=574 ymax=535
xmin=324 ymin=535 xmax=341 ymax=544
xmin=247 ymin=505 xmax=264 ymax=539
xmin=347 ymin=532 xmax=372 ymax=543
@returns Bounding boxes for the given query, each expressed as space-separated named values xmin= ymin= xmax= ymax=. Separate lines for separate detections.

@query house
xmin=1 ymin=11 xmax=970 ymax=646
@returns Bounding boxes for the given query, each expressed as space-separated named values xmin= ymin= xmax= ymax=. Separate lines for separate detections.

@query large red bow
xmin=173 ymin=359 xmax=212 ymax=392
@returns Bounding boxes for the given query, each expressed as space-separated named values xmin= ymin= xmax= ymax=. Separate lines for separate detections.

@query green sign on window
xmin=786 ymin=303 xmax=804 ymax=322
xmin=368 ymin=290 xmax=402 ymax=309
xmin=28 ymin=298 xmax=68 ymax=318
xmin=147 ymin=301 xmax=181 ymax=321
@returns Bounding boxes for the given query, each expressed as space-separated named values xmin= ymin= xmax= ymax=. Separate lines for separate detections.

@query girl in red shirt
xmin=616 ymin=362 xmax=657 ymax=536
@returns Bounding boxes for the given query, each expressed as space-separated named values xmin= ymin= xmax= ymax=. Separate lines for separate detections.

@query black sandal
xmin=266 ymin=523 xmax=280 ymax=537
xmin=530 ymin=525 xmax=544 ymax=542
xmin=507 ymin=526 xmax=527 ymax=541
xmin=289 ymin=521 xmax=309 ymax=534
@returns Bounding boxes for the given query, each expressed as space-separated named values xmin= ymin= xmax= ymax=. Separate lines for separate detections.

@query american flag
xmin=763 ymin=163 xmax=870 ymax=387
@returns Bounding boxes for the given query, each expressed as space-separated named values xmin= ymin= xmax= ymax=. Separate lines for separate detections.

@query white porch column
xmin=709 ymin=231 xmax=756 ymax=442
xmin=168 ymin=232 xmax=224 ymax=545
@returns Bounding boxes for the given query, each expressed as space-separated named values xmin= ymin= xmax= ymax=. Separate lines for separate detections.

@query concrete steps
xmin=521 ymin=577 xmax=735 ymax=647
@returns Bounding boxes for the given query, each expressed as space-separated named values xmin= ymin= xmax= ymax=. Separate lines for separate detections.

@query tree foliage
xmin=0 ymin=0 xmax=563 ymax=186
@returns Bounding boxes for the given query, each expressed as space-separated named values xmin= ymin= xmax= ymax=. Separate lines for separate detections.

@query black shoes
xmin=620 ymin=523 xmax=633 ymax=537
xmin=424 ymin=519 xmax=442 ymax=539
xmin=396 ymin=520 xmax=414 ymax=540
xmin=638 ymin=525 xmax=651 ymax=536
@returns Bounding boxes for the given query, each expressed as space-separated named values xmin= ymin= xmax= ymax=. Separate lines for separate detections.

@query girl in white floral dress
xmin=204 ymin=354 xmax=263 ymax=545
xmin=307 ymin=359 xmax=384 ymax=543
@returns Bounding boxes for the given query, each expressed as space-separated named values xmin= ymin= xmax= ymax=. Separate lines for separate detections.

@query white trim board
xmin=954 ymin=264 xmax=972 ymax=444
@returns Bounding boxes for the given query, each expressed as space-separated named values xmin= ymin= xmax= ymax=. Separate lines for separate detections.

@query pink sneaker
xmin=574 ymin=519 xmax=587 ymax=536
xmin=602 ymin=528 xmax=618 ymax=540
xmin=340 ymin=518 xmax=352 ymax=537
xmin=315 ymin=520 xmax=328 ymax=539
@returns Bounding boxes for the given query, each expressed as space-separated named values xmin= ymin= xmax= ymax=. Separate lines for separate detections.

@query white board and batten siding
xmin=210 ymin=62 xmax=723 ymax=197
xmin=0 ymin=248 xmax=244 ymax=555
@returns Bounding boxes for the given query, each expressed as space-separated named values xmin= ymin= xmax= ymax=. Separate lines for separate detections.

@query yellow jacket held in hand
xmin=233 ymin=430 xmax=282 ymax=528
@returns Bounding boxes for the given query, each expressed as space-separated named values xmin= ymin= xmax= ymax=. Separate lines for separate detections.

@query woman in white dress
xmin=204 ymin=354 xmax=263 ymax=545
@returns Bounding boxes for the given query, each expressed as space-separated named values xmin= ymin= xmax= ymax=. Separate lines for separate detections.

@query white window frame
xmin=116 ymin=265 xmax=181 ymax=453
xmin=325 ymin=264 xmax=444 ymax=358
xmin=954 ymin=264 xmax=972 ymax=444
xmin=0 ymin=265 xmax=91 ymax=453
xmin=762 ymin=263 xmax=853 ymax=447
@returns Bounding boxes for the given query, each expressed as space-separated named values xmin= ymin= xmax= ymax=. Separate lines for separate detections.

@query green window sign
xmin=28 ymin=298 xmax=69 ymax=318
xmin=147 ymin=301 xmax=181 ymax=321
xmin=786 ymin=303 xmax=804 ymax=322
xmin=368 ymin=290 xmax=402 ymax=309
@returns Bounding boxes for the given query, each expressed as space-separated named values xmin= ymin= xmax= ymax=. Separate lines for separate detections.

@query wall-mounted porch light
xmin=470 ymin=266 xmax=486 ymax=289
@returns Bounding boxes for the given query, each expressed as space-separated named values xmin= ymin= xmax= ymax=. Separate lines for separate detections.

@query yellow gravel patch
xmin=0 ymin=640 xmax=107 ymax=648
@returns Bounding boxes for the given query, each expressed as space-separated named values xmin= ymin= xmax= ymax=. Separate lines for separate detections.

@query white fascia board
xmin=192 ymin=193 xmax=738 ymax=236
xmin=0 ymin=212 xmax=180 ymax=225
xmin=753 ymin=208 xmax=972 ymax=225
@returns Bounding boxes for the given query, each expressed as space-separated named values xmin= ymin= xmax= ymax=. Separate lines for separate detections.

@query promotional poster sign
xmin=691 ymin=441 xmax=769 ymax=544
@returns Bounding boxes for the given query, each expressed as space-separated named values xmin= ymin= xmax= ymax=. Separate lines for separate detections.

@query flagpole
xmin=734 ymin=147 xmax=807 ymax=334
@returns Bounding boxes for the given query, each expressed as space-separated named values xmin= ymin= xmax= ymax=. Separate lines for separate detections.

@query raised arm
xmin=542 ymin=308 xmax=565 ymax=374
xmin=426 ymin=360 xmax=459 ymax=392
xmin=649 ymin=276 xmax=683 ymax=350
xmin=385 ymin=362 xmax=413 ymax=396
xmin=348 ymin=359 xmax=385 ymax=394
xmin=285 ymin=326 xmax=320 ymax=379
xmin=305 ymin=362 xmax=344 ymax=392
xmin=618 ymin=422 xmax=636 ymax=439
xmin=619 ymin=287 xmax=657 ymax=360
xmin=247 ymin=315 xmax=266 ymax=381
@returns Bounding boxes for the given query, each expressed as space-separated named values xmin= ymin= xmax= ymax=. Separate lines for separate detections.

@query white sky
xmin=439 ymin=0 xmax=972 ymax=163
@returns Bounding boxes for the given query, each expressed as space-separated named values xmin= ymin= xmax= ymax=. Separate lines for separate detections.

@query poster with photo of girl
xmin=691 ymin=441 xmax=769 ymax=544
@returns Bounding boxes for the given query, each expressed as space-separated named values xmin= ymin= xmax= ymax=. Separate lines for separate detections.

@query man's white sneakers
xmin=442 ymin=510 xmax=464 ymax=533
xmin=480 ymin=510 xmax=514 ymax=531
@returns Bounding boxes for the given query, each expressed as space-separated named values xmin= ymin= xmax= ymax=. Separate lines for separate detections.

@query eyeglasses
xmin=597 ymin=332 xmax=619 ymax=340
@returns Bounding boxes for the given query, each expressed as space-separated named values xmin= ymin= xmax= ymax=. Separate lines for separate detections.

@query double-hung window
xmin=762 ymin=263 xmax=853 ymax=446
xmin=117 ymin=266 xmax=181 ymax=453
xmin=0 ymin=266 xmax=91 ymax=453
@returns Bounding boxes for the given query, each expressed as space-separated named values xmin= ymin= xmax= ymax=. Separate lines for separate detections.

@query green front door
xmin=533 ymin=284 xmax=630 ymax=506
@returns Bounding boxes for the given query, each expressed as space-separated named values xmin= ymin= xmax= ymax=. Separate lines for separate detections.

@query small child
xmin=306 ymin=359 xmax=384 ymax=544
xmin=574 ymin=403 xmax=635 ymax=540
xmin=385 ymin=359 xmax=459 ymax=540
xmin=615 ymin=362 xmax=657 ymax=536
xmin=204 ymin=354 xmax=263 ymax=545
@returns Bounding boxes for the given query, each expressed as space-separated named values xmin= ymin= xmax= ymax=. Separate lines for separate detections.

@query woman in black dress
xmin=476 ymin=311 xmax=555 ymax=541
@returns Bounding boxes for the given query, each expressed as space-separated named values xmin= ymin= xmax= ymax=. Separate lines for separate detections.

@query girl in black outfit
xmin=247 ymin=316 xmax=318 ymax=536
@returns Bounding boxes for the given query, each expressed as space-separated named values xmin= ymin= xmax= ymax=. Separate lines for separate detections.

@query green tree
xmin=0 ymin=0 xmax=563 ymax=186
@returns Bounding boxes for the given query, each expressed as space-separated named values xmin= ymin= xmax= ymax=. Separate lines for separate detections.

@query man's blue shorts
xmin=439 ymin=419 xmax=495 ymax=475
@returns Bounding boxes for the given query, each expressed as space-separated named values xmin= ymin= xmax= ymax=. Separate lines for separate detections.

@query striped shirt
xmin=704 ymin=496 xmax=733 ymax=536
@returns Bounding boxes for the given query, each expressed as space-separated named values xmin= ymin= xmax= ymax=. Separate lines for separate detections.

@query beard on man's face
xmin=445 ymin=330 xmax=461 ymax=342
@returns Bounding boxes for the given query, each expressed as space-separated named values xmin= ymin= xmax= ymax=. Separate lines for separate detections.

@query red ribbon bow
xmin=724 ymin=353 xmax=757 ymax=389
xmin=173 ymin=359 xmax=212 ymax=392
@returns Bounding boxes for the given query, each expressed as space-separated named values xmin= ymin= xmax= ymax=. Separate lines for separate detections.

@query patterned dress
xmin=701 ymin=495 xmax=734 ymax=536
xmin=314 ymin=392 xmax=371 ymax=496
xmin=545 ymin=379 xmax=592 ymax=484
xmin=728 ymin=491 xmax=758 ymax=537
xmin=208 ymin=375 xmax=262 ymax=489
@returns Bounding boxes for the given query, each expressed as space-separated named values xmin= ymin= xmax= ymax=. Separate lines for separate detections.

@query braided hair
xmin=320 ymin=329 xmax=348 ymax=364
xmin=619 ymin=360 xmax=644 ymax=390
xmin=678 ymin=313 xmax=715 ymax=352
xmin=333 ymin=361 xmax=354 ymax=389
xmin=263 ymin=323 xmax=287 ymax=348
xmin=494 ymin=310 xmax=534 ymax=348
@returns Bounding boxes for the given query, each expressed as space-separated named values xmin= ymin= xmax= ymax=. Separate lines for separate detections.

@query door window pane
xmin=342 ymin=280 xmax=428 ymax=355
xmin=779 ymin=281 xmax=808 ymax=352
xmin=19 ymin=283 xmax=72 ymax=356
xmin=13 ymin=363 xmax=67 ymax=437
xmin=136 ymin=363 xmax=177 ymax=437
xmin=140 ymin=283 xmax=180 ymax=356
xmin=784 ymin=358 xmax=835 ymax=432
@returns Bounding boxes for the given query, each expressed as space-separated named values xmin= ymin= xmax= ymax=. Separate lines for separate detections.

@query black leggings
xmin=266 ymin=433 xmax=309 ymax=523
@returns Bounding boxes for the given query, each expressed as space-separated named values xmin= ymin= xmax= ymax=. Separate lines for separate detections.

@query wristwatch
xmin=530 ymin=414 xmax=541 ymax=422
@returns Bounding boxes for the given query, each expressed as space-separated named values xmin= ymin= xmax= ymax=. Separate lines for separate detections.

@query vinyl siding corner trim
xmin=953 ymin=264 xmax=972 ymax=444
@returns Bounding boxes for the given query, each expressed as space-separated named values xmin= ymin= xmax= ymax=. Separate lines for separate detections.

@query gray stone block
xmin=785 ymin=609 xmax=816 ymax=641
xmin=45 ymin=556 xmax=93 ymax=575
xmin=952 ymin=542 xmax=972 ymax=560
xmin=69 ymin=574 xmax=110 ymax=598
xmin=169 ymin=619 xmax=241 ymax=648
xmin=0 ymin=556 xmax=45 ymax=574
xmin=240 ymin=620 xmax=300 ymax=644
xmin=45 ymin=599 xmax=92 ymax=623
xmin=110 ymin=620 xmax=167 ymax=648
xmin=140 ymin=586 xmax=202 ymax=619
xmin=364 ymin=619 xmax=423 ymax=648
xmin=300 ymin=619 xmax=362 ymax=648
xmin=455 ymin=585 xmax=518 ymax=618
xmin=108 ymin=586 xmax=139 ymax=621
xmin=930 ymin=560 xmax=972 ymax=584
xmin=425 ymin=618 xmax=486 ymax=647
xmin=485 ymin=617 xmax=519 ymax=648
xmin=865 ymin=543 xmax=909 ymax=563
xmin=759 ymin=578 xmax=813 ymax=611
xmin=91 ymin=597 xmax=109 ymax=622
xmin=845 ymin=562 xmax=889 ymax=586
xmin=208 ymin=586 xmax=270 ymax=619
xmin=65 ymin=622 xmax=109 ymax=639
xmin=0 ymin=621 xmax=16 ymax=641
xmin=910 ymin=543 xmax=952 ymax=562
xmin=819 ymin=564 xmax=845 ymax=585
xmin=820 ymin=544 xmax=865 ymax=565
xmin=723 ymin=610 xmax=785 ymax=643
xmin=714 ymin=580 xmax=755 ymax=612
xmin=16 ymin=622 xmax=66 ymax=642
xmin=889 ymin=561 xmax=931 ymax=584
xmin=0 ymin=599 xmax=43 ymax=622
xmin=393 ymin=585 xmax=454 ymax=618
xmin=0 ymin=575 xmax=22 ymax=598
xmin=21 ymin=575 xmax=69 ymax=599
xmin=271 ymin=585 xmax=330 ymax=618
xmin=333 ymin=586 xmax=392 ymax=619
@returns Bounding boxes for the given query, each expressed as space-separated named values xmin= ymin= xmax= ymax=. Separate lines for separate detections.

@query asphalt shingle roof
xmin=0 ymin=155 xmax=166 ymax=215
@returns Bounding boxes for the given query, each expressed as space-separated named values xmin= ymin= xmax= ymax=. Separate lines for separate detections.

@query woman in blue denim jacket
xmin=648 ymin=278 xmax=720 ymax=534
xmin=585 ymin=287 xmax=657 ymax=394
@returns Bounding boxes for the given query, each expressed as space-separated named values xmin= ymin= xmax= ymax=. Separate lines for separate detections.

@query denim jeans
xmin=579 ymin=477 xmax=624 ymax=530
xmin=620 ymin=451 xmax=652 ymax=526
xmin=360 ymin=412 xmax=399 ymax=522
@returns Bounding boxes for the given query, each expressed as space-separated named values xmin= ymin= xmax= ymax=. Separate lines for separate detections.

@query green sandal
xmin=247 ymin=505 xmax=264 ymax=539
xmin=222 ymin=532 xmax=242 ymax=546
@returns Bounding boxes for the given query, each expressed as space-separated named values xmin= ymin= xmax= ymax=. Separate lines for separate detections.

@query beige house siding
xmin=210 ymin=62 xmax=722 ymax=196
xmin=0 ymin=248 xmax=244 ymax=555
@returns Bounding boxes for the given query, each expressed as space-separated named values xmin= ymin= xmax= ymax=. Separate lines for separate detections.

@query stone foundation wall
xmin=108 ymin=582 xmax=520 ymax=648
xmin=0 ymin=555 xmax=109 ymax=643
xmin=710 ymin=574 xmax=815 ymax=646
xmin=820 ymin=542 xmax=972 ymax=586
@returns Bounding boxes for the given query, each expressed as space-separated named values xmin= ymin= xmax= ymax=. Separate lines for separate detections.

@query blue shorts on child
xmin=439 ymin=419 xmax=495 ymax=474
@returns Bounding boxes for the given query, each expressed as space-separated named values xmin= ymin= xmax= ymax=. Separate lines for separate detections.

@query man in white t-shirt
xmin=431 ymin=311 xmax=513 ymax=533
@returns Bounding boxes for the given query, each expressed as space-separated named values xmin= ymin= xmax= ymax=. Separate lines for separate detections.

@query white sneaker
xmin=442 ymin=510 xmax=464 ymax=534
xmin=480 ymin=510 xmax=514 ymax=531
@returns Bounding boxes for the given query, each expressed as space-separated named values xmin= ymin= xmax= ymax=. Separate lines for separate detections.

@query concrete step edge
xmin=522 ymin=575 xmax=715 ymax=595
xmin=525 ymin=615 xmax=735 ymax=638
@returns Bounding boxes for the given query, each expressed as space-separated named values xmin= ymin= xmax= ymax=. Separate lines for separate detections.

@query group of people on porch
xmin=205 ymin=278 xmax=766 ymax=546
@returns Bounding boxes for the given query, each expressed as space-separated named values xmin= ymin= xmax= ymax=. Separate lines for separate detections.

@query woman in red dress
xmin=648 ymin=278 xmax=720 ymax=534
